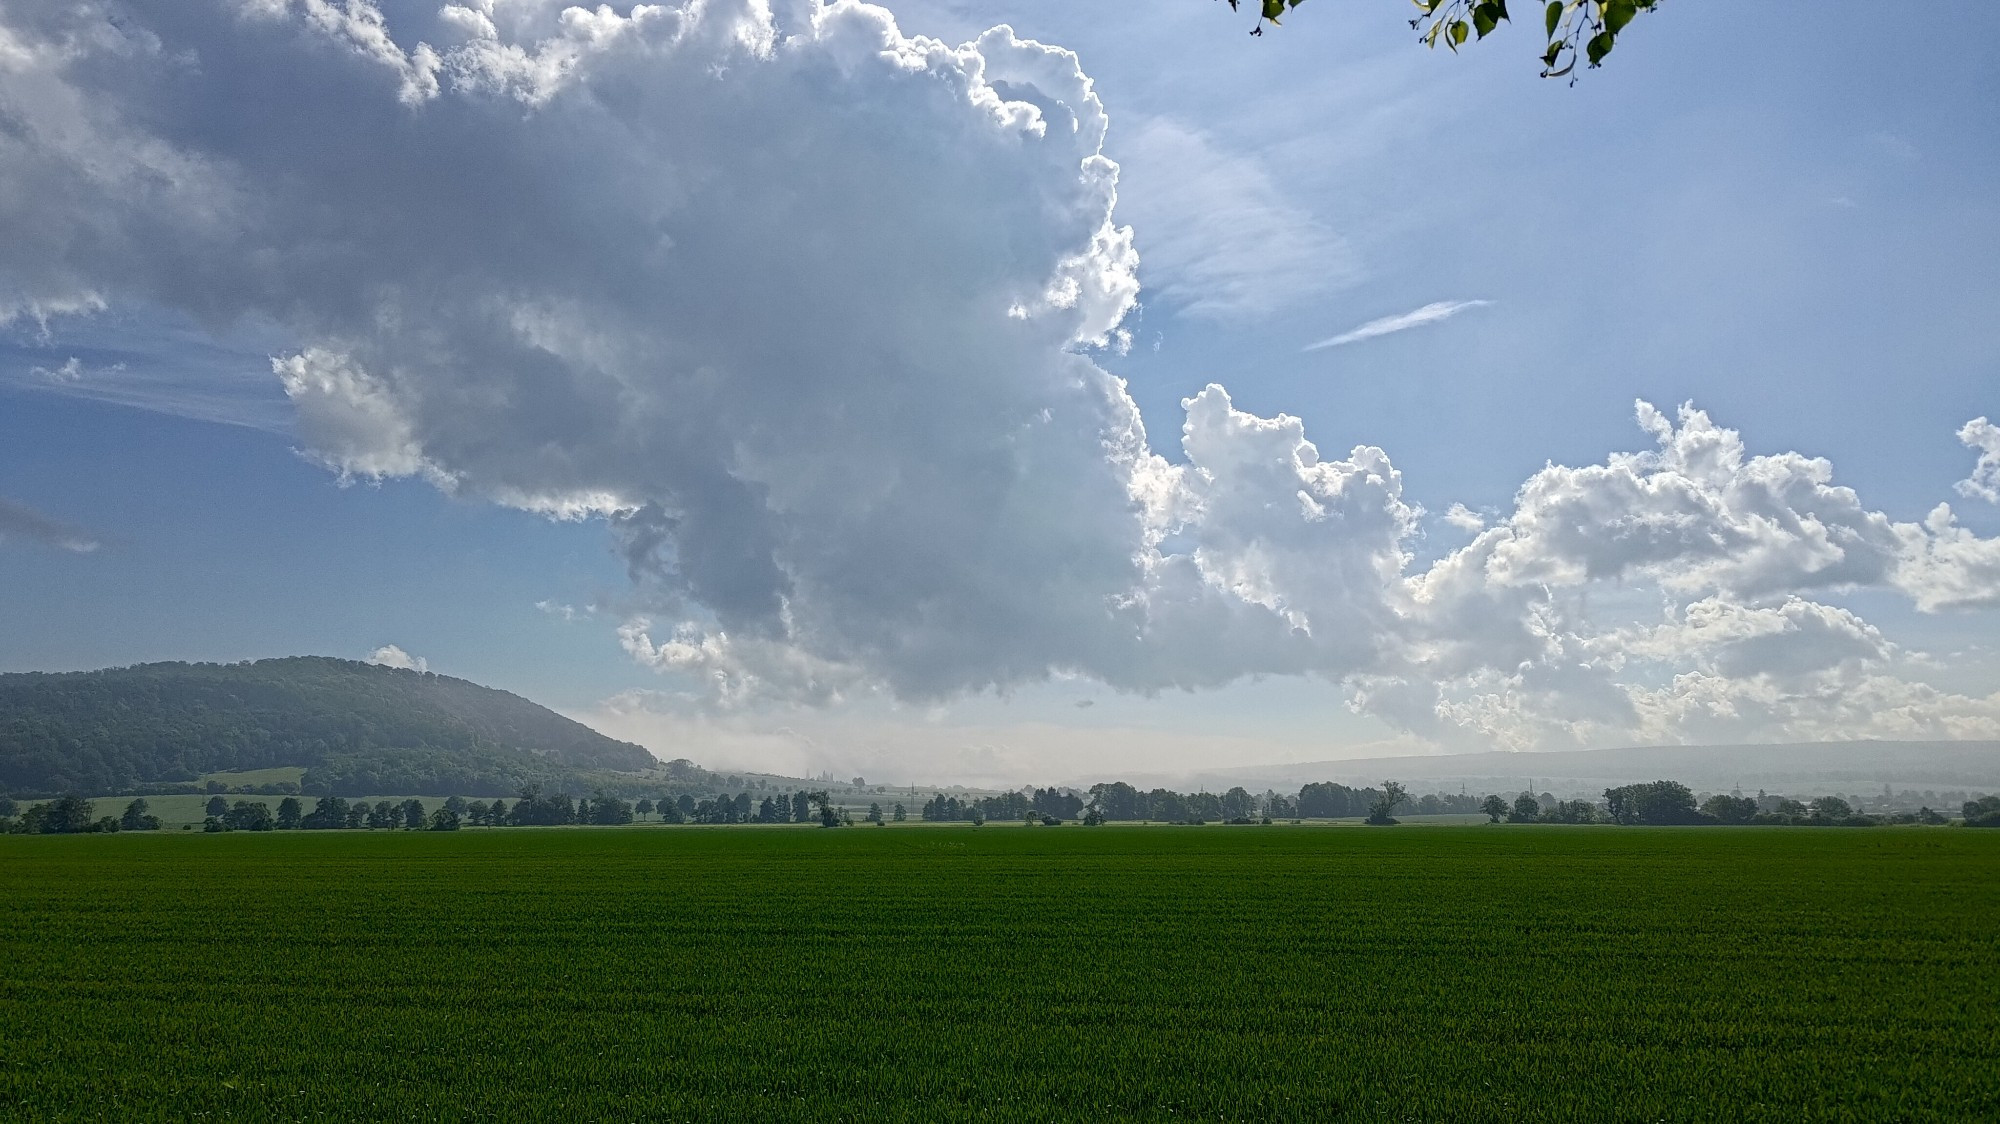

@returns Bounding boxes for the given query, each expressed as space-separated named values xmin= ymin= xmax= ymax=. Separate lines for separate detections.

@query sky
xmin=1 ymin=0 xmax=1997 ymax=786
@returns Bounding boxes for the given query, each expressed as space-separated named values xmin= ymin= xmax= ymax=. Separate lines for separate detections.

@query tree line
xmin=4 ymin=784 xmax=1995 ymax=835
xmin=1475 ymin=781 xmax=1964 ymax=827
xmin=919 ymin=788 xmax=1085 ymax=825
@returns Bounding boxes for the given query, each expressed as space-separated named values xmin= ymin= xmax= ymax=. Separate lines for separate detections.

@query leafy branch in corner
xmin=1223 ymin=0 xmax=1661 ymax=78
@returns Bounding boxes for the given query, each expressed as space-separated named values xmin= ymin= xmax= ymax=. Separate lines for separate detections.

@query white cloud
xmin=1957 ymin=417 xmax=2000 ymax=503
xmin=2 ymin=1 xmax=1997 ymax=757
xmin=28 ymin=355 xmax=121 ymax=381
xmin=366 ymin=644 xmax=428 ymax=672
xmin=1112 ymin=116 xmax=1355 ymax=321
xmin=0 ymin=496 xmax=98 ymax=553
xmin=1303 ymin=299 xmax=1490 ymax=351
xmin=1441 ymin=503 xmax=1484 ymax=533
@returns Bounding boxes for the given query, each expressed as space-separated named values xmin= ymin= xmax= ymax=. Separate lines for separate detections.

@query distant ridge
xmin=1152 ymin=740 xmax=2000 ymax=797
xmin=0 ymin=657 xmax=659 ymax=798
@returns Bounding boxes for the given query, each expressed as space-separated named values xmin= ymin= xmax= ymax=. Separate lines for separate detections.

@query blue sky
xmin=2 ymin=0 xmax=1997 ymax=784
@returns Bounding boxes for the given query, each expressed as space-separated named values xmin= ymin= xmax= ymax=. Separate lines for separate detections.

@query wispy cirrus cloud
xmin=1303 ymin=299 xmax=1491 ymax=351
xmin=0 ymin=496 xmax=98 ymax=553
xmin=1115 ymin=116 xmax=1357 ymax=322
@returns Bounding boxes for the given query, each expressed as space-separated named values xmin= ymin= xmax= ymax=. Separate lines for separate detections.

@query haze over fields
xmin=3 ymin=1 xmax=1999 ymax=785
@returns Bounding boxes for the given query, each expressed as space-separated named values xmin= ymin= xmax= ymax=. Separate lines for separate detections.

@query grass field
xmin=2 ymin=826 xmax=1995 ymax=1120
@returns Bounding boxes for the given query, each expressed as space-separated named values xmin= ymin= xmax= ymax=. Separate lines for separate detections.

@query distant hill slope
xmin=0 ymin=658 xmax=658 ymax=797
xmin=1170 ymin=740 xmax=2000 ymax=797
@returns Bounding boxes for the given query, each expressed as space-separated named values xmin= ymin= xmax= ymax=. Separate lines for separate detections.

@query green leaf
xmin=1472 ymin=3 xmax=1500 ymax=39
xmin=1262 ymin=0 xmax=1285 ymax=21
xmin=1451 ymin=19 xmax=1468 ymax=45
xmin=1604 ymin=0 xmax=1638 ymax=33
xmin=1545 ymin=0 xmax=1562 ymax=36
xmin=1542 ymin=41 xmax=1563 ymax=66
xmin=1585 ymin=29 xmax=1614 ymax=64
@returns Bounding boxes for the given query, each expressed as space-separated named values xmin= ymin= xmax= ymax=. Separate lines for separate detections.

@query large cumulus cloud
xmin=3 ymin=0 xmax=1997 ymax=750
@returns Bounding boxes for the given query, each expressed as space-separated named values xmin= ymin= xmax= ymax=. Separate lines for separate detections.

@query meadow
xmin=1 ymin=825 xmax=1994 ymax=1121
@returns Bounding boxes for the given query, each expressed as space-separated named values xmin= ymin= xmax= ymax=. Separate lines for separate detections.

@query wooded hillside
xmin=0 ymin=658 xmax=657 ymax=797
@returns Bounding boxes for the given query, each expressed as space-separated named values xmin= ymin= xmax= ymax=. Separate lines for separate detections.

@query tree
xmin=892 ymin=802 xmax=906 ymax=823
xmin=1964 ymin=795 xmax=2000 ymax=828
xmin=1545 ymin=799 xmax=1599 ymax=825
xmin=22 ymin=796 xmax=98 ymax=834
xmin=301 ymin=796 xmax=348 ymax=829
xmin=344 ymin=801 xmax=368 ymax=829
xmin=0 ymin=796 xmax=17 ymax=820
xmin=1509 ymin=793 xmax=1541 ymax=823
xmin=401 ymin=799 xmax=427 ymax=830
xmin=223 ymin=800 xmax=274 ymax=831
xmin=120 ymin=798 xmax=162 ymax=831
xmin=1299 ymin=782 xmax=1365 ymax=819
xmin=1087 ymin=782 xmax=1144 ymax=822
xmin=1220 ymin=786 xmax=1255 ymax=821
xmin=805 ymin=790 xmax=841 ymax=828
xmin=866 ymin=802 xmax=883 ymax=824
xmin=429 ymin=806 xmax=462 ymax=831
xmin=443 ymin=795 xmax=468 ymax=817
xmin=276 ymin=796 xmax=303 ymax=830
xmin=1700 ymin=793 xmax=1758 ymax=825
xmin=585 ymin=792 xmax=634 ymax=825
xmin=792 ymin=790 xmax=813 ymax=824
xmin=635 ymin=798 xmax=654 ymax=818
xmin=205 ymin=795 xmax=229 ymax=818
xmin=1232 ymin=0 xmax=1659 ymax=80
xmin=1480 ymin=794 xmax=1508 ymax=823
xmin=1809 ymin=796 xmax=1854 ymax=823
xmin=1603 ymin=781 xmax=1699 ymax=825
xmin=1367 ymin=781 xmax=1409 ymax=825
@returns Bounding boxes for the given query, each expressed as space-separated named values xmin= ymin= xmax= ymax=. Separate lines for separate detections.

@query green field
xmin=2 ymin=827 xmax=1995 ymax=1120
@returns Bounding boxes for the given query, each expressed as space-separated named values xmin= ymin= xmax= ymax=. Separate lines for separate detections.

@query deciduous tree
xmin=1367 ymin=781 xmax=1408 ymax=826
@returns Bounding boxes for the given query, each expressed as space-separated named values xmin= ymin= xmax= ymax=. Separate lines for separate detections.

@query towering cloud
xmin=2 ymin=0 xmax=1996 ymax=749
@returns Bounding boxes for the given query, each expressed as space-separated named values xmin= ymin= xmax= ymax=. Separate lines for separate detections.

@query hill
xmin=1163 ymin=740 xmax=2000 ymax=798
xmin=0 ymin=658 xmax=660 ymax=798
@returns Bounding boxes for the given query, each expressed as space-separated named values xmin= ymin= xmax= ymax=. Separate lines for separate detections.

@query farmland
xmin=2 ymin=827 xmax=1995 ymax=1120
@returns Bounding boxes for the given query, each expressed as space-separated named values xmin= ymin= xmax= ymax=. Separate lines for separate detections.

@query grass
xmin=196 ymin=766 xmax=308 ymax=787
xmin=1 ymin=826 xmax=1994 ymax=1120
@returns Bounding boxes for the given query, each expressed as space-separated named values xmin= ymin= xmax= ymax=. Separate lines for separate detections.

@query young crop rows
xmin=1 ymin=827 xmax=1995 ymax=1119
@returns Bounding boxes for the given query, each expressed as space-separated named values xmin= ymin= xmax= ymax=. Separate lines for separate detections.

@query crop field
xmin=2 ymin=827 xmax=1995 ymax=1121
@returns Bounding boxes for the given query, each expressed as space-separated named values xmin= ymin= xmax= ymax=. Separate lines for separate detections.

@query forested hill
xmin=0 ymin=658 xmax=658 ymax=798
